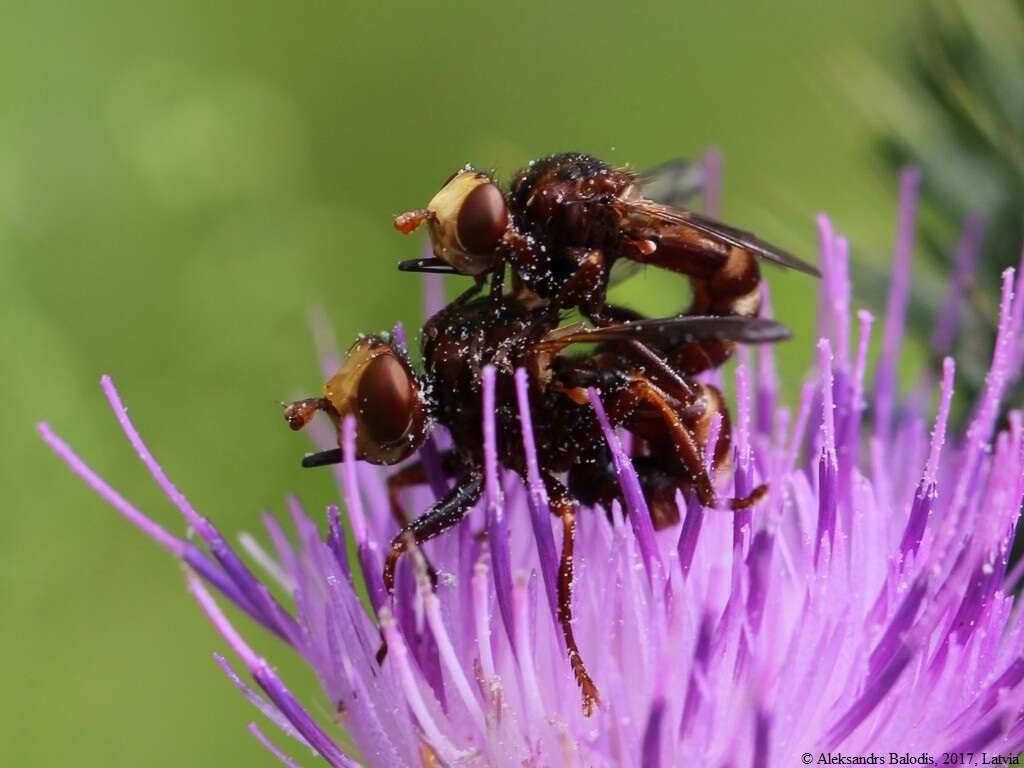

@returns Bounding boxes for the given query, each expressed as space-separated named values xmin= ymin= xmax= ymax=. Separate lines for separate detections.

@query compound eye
xmin=456 ymin=182 xmax=508 ymax=255
xmin=356 ymin=353 xmax=415 ymax=445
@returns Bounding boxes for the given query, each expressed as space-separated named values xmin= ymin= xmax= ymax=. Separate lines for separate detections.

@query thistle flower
xmin=39 ymin=170 xmax=1024 ymax=766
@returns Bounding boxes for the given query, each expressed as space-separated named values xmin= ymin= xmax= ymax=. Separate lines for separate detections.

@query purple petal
xmin=874 ymin=168 xmax=921 ymax=442
xmin=513 ymin=367 xmax=561 ymax=637
xmin=587 ymin=387 xmax=664 ymax=583
xmin=482 ymin=365 xmax=516 ymax=650
xmin=187 ymin=574 xmax=357 ymax=768
xmin=249 ymin=722 xmax=306 ymax=768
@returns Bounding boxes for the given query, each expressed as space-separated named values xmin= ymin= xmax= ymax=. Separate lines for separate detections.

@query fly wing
xmin=604 ymin=158 xmax=702 ymax=289
xmin=617 ymin=199 xmax=821 ymax=277
xmin=634 ymin=158 xmax=704 ymax=208
xmin=605 ymin=257 xmax=645 ymax=289
xmin=537 ymin=315 xmax=791 ymax=351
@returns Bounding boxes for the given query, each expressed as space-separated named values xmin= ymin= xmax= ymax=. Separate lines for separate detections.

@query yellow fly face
xmin=425 ymin=170 xmax=508 ymax=275
xmin=323 ymin=336 xmax=426 ymax=465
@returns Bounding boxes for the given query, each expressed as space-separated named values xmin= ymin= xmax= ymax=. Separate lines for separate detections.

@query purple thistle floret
xmin=39 ymin=168 xmax=1024 ymax=766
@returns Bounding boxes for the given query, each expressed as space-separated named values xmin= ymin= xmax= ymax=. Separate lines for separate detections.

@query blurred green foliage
xmin=2 ymin=1 xmax=916 ymax=764
xmin=857 ymin=0 xmax=1024 ymax=410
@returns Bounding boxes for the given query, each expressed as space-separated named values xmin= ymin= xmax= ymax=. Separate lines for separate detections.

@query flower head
xmin=39 ymin=169 xmax=1024 ymax=766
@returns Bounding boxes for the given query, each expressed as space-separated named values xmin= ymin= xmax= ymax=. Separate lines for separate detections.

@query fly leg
xmin=537 ymin=251 xmax=698 ymax=402
xmin=387 ymin=462 xmax=425 ymax=527
xmin=385 ymin=452 xmax=459 ymax=587
xmin=604 ymin=376 xmax=765 ymax=510
xmin=542 ymin=471 xmax=600 ymax=717
xmin=488 ymin=250 xmax=506 ymax=304
xmin=383 ymin=473 xmax=483 ymax=595
xmin=385 ymin=451 xmax=458 ymax=528
xmin=376 ymin=473 xmax=483 ymax=665
xmin=498 ymin=228 xmax=564 ymax=309
xmin=584 ymin=306 xmax=696 ymax=402
xmin=300 ymin=448 xmax=344 ymax=468
xmin=451 ymin=274 xmax=487 ymax=307
xmin=553 ymin=247 xmax=607 ymax=315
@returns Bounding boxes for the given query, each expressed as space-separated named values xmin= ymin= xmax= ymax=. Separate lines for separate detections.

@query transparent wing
xmin=634 ymin=158 xmax=704 ymax=208
xmin=617 ymin=199 xmax=821 ymax=277
xmin=605 ymin=257 xmax=645 ymax=290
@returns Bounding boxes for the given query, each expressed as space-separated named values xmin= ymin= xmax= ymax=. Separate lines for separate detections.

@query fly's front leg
xmin=452 ymin=274 xmax=487 ymax=307
xmin=386 ymin=453 xmax=458 ymax=588
xmin=383 ymin=473 xmax=483 ymax=595
xmin=387 ymin=462 xmax=428 ymax=528
xmin=555 ymin=247 xmax=608 ymax=316
xmin=385 ymin=450 xmax=459 ymax=527
xmin=499 ymin=228 xmax=557 ymax=302
xmin=488 ymin=249 xmax=507 ymax=305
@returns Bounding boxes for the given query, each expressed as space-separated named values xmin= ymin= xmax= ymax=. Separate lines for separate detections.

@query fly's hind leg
xmin=584 ymin=305 xmax=696 ymax=403
xmin=674 ymin=381 xmax=767 ymax=511
xmin=608 ymin=376 xmax=766 ymax=510
xmin=542 ymin=472 xmax=601 ymax=717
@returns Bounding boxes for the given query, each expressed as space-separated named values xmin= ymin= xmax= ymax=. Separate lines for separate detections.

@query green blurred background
xmin=3 ymin=1 xmax=919 ymax=764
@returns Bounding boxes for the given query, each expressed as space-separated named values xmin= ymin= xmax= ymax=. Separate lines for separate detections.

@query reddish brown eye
xmin=357 ymin=354 xmax=414 ymax=444
xmin=457 ymin=182 xmax=508 ymax=254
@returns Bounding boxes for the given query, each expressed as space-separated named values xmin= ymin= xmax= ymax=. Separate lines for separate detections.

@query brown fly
xmin=394 ymin=152 xmax=819 ymax=375
xmin=283 ymin=293 xmax=791 ymax=716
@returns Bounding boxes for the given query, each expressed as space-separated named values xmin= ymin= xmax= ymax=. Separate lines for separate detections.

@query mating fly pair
xmin=284 ymin=152 xmax=819 ymax=716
